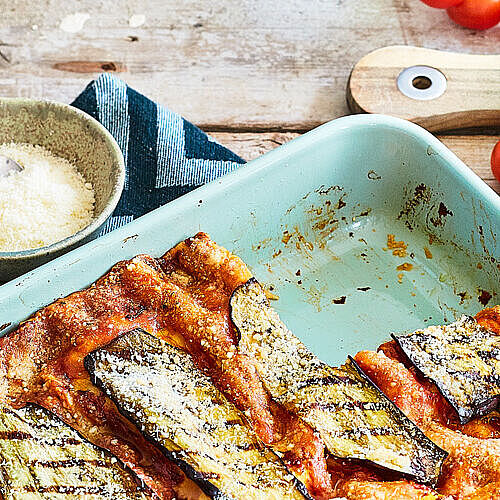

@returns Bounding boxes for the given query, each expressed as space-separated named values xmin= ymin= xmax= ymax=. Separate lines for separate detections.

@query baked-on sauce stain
xmin=478 ymin=289 xmax=492 ymax=306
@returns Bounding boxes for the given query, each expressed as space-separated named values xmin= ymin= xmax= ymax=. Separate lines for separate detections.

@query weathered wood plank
xmin=1 ymin=1 xmax=498 ymax=191
xmin=211 ymin=132 xmax=300 ymax=159
xmin=0 ymin=0 xmax=498 ymax=129
xmin=439 ymin=135 xmax=499 ymax=193
xmin=212 ymin=132 xmax=499 ymax=193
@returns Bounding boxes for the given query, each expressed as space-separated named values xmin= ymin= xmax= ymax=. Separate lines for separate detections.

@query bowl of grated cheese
xmin=0 ymin=98 xmax=125 ymax=283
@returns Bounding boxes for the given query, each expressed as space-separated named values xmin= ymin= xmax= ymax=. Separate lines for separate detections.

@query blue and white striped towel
xmin=72 ymin=74 xmax=245 ymax=234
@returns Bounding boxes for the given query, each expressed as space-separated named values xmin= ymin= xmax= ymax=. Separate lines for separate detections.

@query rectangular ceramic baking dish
xmin=0 ymin=115 xmax=498 ymax=367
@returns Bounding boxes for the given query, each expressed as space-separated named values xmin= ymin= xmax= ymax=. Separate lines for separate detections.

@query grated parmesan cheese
xmin=0 ymin=143 xmax=95 ymax=251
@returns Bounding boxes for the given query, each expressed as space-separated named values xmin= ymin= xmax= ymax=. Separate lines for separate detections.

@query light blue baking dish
xmin=0 ymin=115 xmax=498 ymax=366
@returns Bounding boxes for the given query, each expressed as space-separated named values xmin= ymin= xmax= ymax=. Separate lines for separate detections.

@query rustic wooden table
xmin=0 ymin=0 xmax=498 ymax=191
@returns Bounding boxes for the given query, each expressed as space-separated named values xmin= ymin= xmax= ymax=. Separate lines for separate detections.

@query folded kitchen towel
xmin=72 ymin=73 xmax=245 ymax=234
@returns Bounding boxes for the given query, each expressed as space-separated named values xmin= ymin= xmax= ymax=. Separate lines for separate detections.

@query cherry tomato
xmin=419 ymin=0 xmax=463 ymax=8
xmin=447 ymin=0 xmax=500 ymax=29
xmin=491 ymin=141 xmax=500 ymax=183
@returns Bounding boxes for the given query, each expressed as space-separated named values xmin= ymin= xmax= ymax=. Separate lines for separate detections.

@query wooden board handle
xmin=347 ymin=46 xmax=500 ymax=132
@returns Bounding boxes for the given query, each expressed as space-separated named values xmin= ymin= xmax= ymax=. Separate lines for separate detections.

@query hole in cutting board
xmin=412 ymin=75 xmax=432 ymax=90
xmin=397 ymin=65 xmax=447 ymax=101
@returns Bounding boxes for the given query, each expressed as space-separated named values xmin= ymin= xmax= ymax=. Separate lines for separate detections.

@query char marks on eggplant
xmin=394 ymin=315 xmax=500 ymax=424
xmin=229 ymin=278 xmax=447 ymax=486
xmin=86 ymin=329 xmax=311 ymax=500
xmin=0 ymin=404 xmax=149 ymax=499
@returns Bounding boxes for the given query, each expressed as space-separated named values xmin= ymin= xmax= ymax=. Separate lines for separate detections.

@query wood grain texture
xmin=0 ymin=0 xmax=498 ymax=191
xmin=0 ymin=0 xmax=498 ymax=129
xmin=212 ymin=132 xmax=500 ymax=193
xmin=439 ymin=135 xmax=500 ymax=193
xmin=210 ymin=132 xmax=300 ymax=159
xmin=348 ymin=46 xmax=500 ymax=132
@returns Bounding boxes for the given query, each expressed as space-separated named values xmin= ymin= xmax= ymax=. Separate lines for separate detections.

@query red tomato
xmin=419 ymin=0 xmax=463 ymax=7
xmin=491 ymin=141 xmax=500 ymax=183
xmin=447 ymin=0 xmax=500 ymax=29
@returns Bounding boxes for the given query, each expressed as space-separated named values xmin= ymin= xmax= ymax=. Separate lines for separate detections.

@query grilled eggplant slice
xmin=229 ymin=278 xmax=447 ymax=486
xmin=0 ymin=404 xmax=149 ymax=499
xmin=86 ymin=329 xmax=311 ymax=500
xmin=394 ymin=315 xmax=500 ymax=424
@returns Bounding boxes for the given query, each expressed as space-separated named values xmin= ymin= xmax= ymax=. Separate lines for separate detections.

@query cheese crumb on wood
xmin=0 ymin=143 xmax=95 ymax=251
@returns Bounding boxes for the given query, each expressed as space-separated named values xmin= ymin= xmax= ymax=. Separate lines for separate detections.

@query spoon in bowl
xmin=0 ymin=155 xmax=23 ymax=177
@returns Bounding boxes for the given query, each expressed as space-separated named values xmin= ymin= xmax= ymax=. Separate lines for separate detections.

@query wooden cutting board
xmin=347 ymin=46 xmax=500 ymax=193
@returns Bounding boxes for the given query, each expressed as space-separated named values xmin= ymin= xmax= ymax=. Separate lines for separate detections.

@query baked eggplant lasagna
xmin=0 ymin=233 xmax=498 ymax=499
